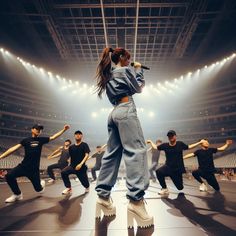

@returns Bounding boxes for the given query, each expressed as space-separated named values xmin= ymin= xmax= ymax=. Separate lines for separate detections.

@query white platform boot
xmin=95 ymin=197 xmax=116 ymax=218
xmin=127 ymin=199 xmax=154 ymax=228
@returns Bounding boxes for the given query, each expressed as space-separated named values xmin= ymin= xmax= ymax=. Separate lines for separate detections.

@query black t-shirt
xmin=151 ymin=148 xmax=160 ymax=163
xmin=58 ymin=148 xmax=70 ymax=165
xmin=194 ymin=148 xmax=217 ymax=172
xmin=158 ymin=141 xmax=189 ymax=172
xmin=92 ymin=151 xmax=105 ymax=167
xmin=69 ymin=142 xmax=90 ymax=168
xmin=20 ymin=137 xmax=50 ymax=169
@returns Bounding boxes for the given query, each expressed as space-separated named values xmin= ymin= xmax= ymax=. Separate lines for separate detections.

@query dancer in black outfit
xmin=47 ymin=139 xmax=72 ymax=183
xmin=147 ymin=130 xmax=204 ymax=195
xmin=61 ymin=130 xmax=90 ymax=195
xmin=184 ymin=139 xmax=233 ymax=192
xmin=0 ymin=124 xmax=70 ymax=203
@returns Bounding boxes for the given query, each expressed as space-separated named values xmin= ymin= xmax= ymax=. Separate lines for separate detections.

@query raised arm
xmin=0 ymin=144 xmax=22 ymax=159
xmin=217 ymin=140 xmax=233 ymax=151
xmin=49 ymin=125 xmax=70 ymax=141
xmin=87 ymin=143 xmax=107 ymax=160
xmin=188 ymin=140 xmax=204 ymax=149
xmin=146 ymin=140 xmax=157 ymax=149
xmin=183 ymin=153 xmax=195 ymax=160
xmin=48 ymin=146 xmax=63 ymax=159
xmin=101 ymin=143 xmax=107 ymax=150
xmin=75 ymin=153 xmax=90 ymax=170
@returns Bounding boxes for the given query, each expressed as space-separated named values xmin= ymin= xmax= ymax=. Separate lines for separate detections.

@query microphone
xmin=130 ymin=62 xmax=150 ymax=70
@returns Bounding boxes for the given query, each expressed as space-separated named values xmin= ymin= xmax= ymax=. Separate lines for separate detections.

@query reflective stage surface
xmin=0 ymin=179 xmax=236 ymax=236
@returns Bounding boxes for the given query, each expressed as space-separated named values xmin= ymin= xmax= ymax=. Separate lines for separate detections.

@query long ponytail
xmin=95 ymin=47 xmax=130 ymax=98
xmin=95 ymin=47 xmax=113 ymax=98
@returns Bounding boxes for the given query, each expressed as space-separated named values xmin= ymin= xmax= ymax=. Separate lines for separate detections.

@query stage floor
xmin=0 ymin=179 xmax=236 ymax=236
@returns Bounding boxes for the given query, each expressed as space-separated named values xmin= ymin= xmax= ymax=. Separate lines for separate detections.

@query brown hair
xmin=95 ymin=47 xmax=130 ymax=98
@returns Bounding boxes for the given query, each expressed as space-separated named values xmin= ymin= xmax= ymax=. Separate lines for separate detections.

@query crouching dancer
xmin=0 ymin=124 xmax=70 ymax=203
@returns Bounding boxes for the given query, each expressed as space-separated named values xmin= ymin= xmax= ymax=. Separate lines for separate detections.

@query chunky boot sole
xmin=127 ymin=209 xmax=154 ymax=228
xmin=95 ymin=202 xmax=116 ymax=218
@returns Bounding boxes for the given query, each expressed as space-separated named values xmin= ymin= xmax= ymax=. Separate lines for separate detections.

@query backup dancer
xmin=0 ymin=124 xmax=69 ymax=203
xmin=147 ymin=130 xmax=204 ymax=195
xmin=61 ymin=130 xmax=90 ymax=195
xmin=184 ymin=139 xmax=232 ymax=192
xmin=47 ymin=139 xmax=71 ymax=183
xmin=95 ymin=47 xmax=153 ymax=228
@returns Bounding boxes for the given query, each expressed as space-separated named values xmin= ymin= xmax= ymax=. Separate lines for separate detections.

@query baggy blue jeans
xmin=95 ymin=97 xmax=149 ymax=201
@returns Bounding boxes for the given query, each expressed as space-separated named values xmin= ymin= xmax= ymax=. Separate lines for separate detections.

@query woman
xmin=95 ymin=47 xmax=153 ymax=228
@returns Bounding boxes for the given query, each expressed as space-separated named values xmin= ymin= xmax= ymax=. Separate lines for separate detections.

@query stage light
xmin=60 ymin=86 xmax=67 ymax=90
xmin=48 ymin=72 xmax=52 ymax=76
xmin=204 ymin=65 xmax=208 ymax=69
xmin=39 ymin=68 xmax=44 ymax=73
xmin=188 ymin=72 xmax=192 ymax=76
xmin=56 ymin=75 xmax=60 ymax=79
xmin=0 ymin=48 xmax=4 ymax=52
xmin=91 ymin=112 xmax=97 ymax=118
xmin=69 ymin=80 xmax=72 ymax=83
xmin=148 ymin=111 xmax=155 ymax=118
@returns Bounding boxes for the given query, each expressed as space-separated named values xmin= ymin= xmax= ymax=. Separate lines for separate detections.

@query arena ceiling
xmin=0 ymin=0 xmax=236 ymax=79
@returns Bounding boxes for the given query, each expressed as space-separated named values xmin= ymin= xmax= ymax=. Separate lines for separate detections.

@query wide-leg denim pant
xmin=95 ymin=97 xmax=149 ymax=201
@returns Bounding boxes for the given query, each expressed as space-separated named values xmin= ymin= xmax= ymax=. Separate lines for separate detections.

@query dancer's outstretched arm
xmin=183 ymin=153 xmax=195 ymax=159
xmin=217 ymin=140 xmax=233 ymax=151
xmin=48 ymin=146 xmax=63 ymax=159
xmin=49 ymin=125 xmax=70 ymax=141
xmin=188 ymin=140 xmax=204 ymax=149
xmin=87 ymin=143 xmax=107 ymax=160
xmin=146 ymin=140 xmax=157 ymax=149
xmin=0 ymin=144 xmax=22 ymax=159
xmin=101 ymin=144 xmax=107 ymax=150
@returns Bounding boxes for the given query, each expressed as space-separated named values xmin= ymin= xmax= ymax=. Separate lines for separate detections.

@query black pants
xmin=192 ymin=169 xmax=220 ymax=191
xmin=61 ymin=165 xmax=90 ymax=188
xmin=5 ymin=164 xmax=43 ymax=195
xmin=47 ymin=163 xmax=67 ymax=180
xmin=91 ymin=165 xmax=101 ymax=180
xmin=155 ymin=165 xmax=184 ymax=190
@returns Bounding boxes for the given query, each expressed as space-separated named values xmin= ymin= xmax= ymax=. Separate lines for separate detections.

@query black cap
xmin=32 ymin=124 xmax=44 ymax=130
xmin=167 ymin=130 xmax=176 ymax=137
xmin=74 ymin=130 xmax=83 ymax=135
